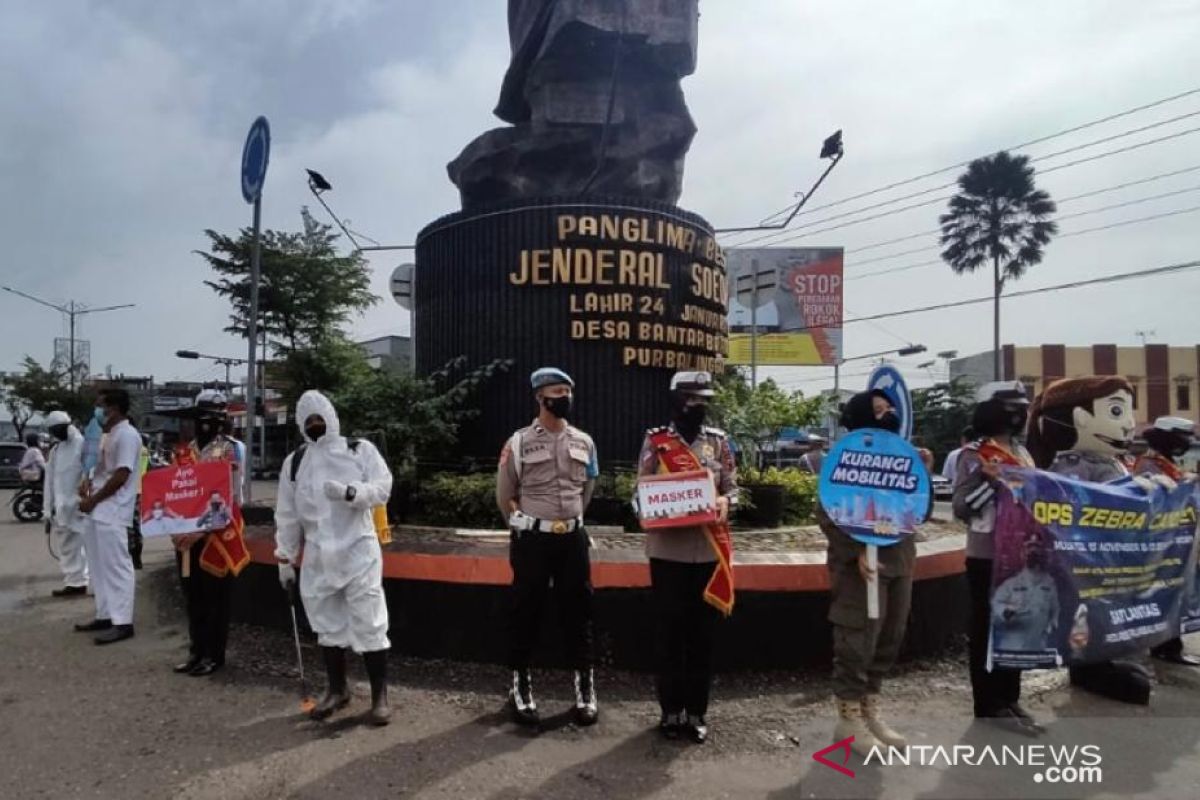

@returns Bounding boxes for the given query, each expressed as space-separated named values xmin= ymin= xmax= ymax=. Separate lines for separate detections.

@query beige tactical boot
xmin=862 ymin=693 xmax=907 ymax=749
xmin=834 ymin=698 xmax=881 ymax=757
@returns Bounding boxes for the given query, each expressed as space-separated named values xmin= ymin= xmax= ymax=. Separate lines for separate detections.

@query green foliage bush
xmin=414 ymin=472 xmax=500 ymax=528
xmin=740 ymin=466 xmax=818 ymax=526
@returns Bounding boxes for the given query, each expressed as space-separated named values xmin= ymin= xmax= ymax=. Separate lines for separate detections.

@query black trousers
xmin=651 ymin=558 xmax=720 ymax=718
xmin=176 ymin=538 xmax=234 ymax=665
xmin=967 ymin=557 xmax=1022 ymax=716
xmin=508 ymin=528 xmax=593 ymax=671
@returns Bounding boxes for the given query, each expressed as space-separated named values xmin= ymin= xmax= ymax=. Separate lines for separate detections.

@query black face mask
xmin=679 ymin=404 xmax=708 ymax=430
xmin=305 ymin=424 xmax=327 ymax=442
xmin=542 ymin=395 xmax=572 ymax=419
xmin=197 ymin=420 xmax=218 ymax=444
xmin=875 ymin=411 xmax=902 ymax=434
xmin=49 ymin=425 xmax=69 ymax=442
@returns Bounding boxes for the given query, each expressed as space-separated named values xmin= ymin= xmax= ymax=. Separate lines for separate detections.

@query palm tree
xmin=939 ymin=152 xmax=1057 ymax=379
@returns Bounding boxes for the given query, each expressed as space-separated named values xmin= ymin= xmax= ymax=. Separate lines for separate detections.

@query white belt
xmin=511 ymin=513 xmax=584 ymax=534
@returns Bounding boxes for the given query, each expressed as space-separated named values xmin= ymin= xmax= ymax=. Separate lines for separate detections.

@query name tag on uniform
xmin=636 ymin=470 xmax=719 ymax=530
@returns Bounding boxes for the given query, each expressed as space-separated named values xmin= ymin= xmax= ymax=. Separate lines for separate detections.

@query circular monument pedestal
xmin=415 ymin=197 xmax=729 ymax=464
xmin=232 ymin=527 xmax=967 ymax=671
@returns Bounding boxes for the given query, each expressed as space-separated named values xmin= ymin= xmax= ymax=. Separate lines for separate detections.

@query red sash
xmin=977 ymin=440 xmax=1032 ymax=468
xmin=649 ymin=430 xmax=735 ymax=616
xmin=175 ymin=441 xmax=250 ymax=578
xmin=1134 ymin=454 xmax=1183 ymax=482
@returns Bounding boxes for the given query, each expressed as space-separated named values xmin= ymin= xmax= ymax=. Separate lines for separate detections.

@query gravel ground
xmin=368 ymin=517 xmax=962 ymax=553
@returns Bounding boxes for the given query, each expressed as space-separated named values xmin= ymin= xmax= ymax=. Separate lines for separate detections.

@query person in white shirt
xmin=75 ymin=390 xmax=142 ymax=645
xmin=941 ymin=426 xmax=975 ymax=484
xmin=18 ymin=433 xmax=46 ymax=484
xmin=42 ymin=411 xmax=89 ymax=597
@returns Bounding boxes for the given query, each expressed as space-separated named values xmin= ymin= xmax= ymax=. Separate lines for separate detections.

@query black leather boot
xmin=573 ymin=668 xmax=598 ymax=726
xmin=309 ymin=647 xmax=350 ymax=720
xmin=509 ymin=669 xmax=539 ymax=726
xmin=363 ymin=651 xmax=392 ymax=727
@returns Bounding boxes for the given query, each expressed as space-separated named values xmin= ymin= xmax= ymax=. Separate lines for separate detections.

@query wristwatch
xmin=344 ymin=485 xmax=357 ymax=503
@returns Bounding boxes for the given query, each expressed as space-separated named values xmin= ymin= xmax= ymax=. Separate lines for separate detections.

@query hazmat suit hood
xmin=296 ymin=390 xmax=343 ymax=448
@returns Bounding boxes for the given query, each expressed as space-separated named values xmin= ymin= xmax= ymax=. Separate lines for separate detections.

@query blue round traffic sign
xmin=868 ymin=364 xmax=913 ymax=441
xmin=241 ymin=116 xmax=271 ymax=204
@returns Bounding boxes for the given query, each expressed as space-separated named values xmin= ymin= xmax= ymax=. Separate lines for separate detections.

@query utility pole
xmin=734 ymin=259 xmax=777 ymax=389
xmin=3 ymin=287 xmax=134 ymax=391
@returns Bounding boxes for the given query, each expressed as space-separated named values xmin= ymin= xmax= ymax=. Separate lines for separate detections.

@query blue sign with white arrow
xmin=241 ymin=116 xmax=271 ymax=204
xmin=867 ymin=364 xmax=913 ymax=441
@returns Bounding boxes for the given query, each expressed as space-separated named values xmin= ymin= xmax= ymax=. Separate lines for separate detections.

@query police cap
xmin=670 ymin=370 xmax=715 ymax=397
xmin=530 ymin=367 xmax=574 ymax=390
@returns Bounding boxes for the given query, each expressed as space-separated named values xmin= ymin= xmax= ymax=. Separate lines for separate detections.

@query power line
xmin=739 ymin=86 xmax=1200 ymax=233
xmin=1057 ymin=203 xmax=1200 ymax=238
xmin=732 ymin=124 xmax=1200 ymax=248
xmin=843 ymin=259 xmax=1200 ymax=324
xmin=843 ymin=165 xmax=1200 ymax=274
xmin=846 ymin=202 xmax=1200 ymax=282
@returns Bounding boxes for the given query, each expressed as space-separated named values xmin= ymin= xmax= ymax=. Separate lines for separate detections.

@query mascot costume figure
xmin=1025 ymin=375 xmax=1158 ymax=705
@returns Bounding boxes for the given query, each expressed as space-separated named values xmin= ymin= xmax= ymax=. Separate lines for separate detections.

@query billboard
xmin=726 ymin=247 xmax=843 ymax=366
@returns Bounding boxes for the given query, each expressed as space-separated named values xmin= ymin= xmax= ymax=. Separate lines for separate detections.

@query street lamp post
xmin=3 ymin=286 xmax=135 ymax=391
xmin=174 ymin=350 xmax=248 ymax=394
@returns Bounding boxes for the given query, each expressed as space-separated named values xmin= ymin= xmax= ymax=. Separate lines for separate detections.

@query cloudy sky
xmin=2 ymin=0 xmax=1198 ymax=399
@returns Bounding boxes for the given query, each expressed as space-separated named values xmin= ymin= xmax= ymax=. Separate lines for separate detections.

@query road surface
xmin=2 ymin=490 xmax=1199 ymax=799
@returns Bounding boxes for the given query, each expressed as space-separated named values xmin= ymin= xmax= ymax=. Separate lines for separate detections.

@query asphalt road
xmin=3 ymin=490 xmax=1200 ymax=799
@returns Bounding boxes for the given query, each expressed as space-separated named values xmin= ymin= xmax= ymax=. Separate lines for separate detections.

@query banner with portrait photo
xmin=139 ymin=461 xmax=236 ymax=538
xmin=989 ymin=469 xmax=1200 ymax=670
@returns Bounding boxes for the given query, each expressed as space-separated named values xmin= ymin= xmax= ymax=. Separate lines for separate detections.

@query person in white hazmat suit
xmin=43 ymin=410 xmax=89 ymax=597
xmin=274 ymin=390 xmax=394 ymax=726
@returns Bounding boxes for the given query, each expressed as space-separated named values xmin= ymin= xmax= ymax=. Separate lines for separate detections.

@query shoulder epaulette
xmin=702 ymin=426 xmax=727 ymax=437
xmin=646 ymin=425 xmax=670 ymax=436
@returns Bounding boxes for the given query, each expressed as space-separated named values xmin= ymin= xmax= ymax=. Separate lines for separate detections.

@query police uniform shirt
xmin=496 ymin=420 xmax=599 ymax=521
xmin=636 ymin=425 xmax=738 ymax=564
xmin=953 ymin=440 xmax=1035 ymax=560
xmin=1049 ymin=450 xmax=1127 ymax=483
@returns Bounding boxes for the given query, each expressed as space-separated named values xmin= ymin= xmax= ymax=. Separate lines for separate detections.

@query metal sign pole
xmin=750 ymin=260 xmax=759 ymax=390
xmin=240 ymin=115 xmax=270 ymax=502
xmin=244 ymin=195 xmax=262 ymax=502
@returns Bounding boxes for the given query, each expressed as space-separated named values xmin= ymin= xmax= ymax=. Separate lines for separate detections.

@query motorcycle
xmin=10 ymin=481 xmax=44 ymax=523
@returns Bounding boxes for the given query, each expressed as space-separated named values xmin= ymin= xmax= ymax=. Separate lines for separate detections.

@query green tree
xmin=711 ymin=372 xmax=823 ymax=468
xmin=1 ymin=356 xmax=94 ymax=437
xmin=199 ymin=207 xmax=378 ymax=352
xmin=334 ymin=356 xmax=514 ymax=470
xmin=911 ymin=377 xmax=975 ymax=468
xmin=939 ymin=152 xmax=1057 ymax=379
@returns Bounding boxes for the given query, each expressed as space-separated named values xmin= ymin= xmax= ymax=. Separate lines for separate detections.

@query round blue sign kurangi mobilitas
xmin=818 ymin=428 xmax=931 ymax=547
xmin=241 ymin=116 xmax=271 ymax=204
xmin=868 ymin=363 xmax=912 ymax=441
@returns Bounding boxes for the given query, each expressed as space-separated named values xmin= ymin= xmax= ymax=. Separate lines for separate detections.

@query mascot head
xmin=1026 ymin=376 xmax=1135 ymax=468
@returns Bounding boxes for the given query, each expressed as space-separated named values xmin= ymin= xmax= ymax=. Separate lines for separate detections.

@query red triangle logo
xmin=812 ymin=736 xmax=856 ymax=778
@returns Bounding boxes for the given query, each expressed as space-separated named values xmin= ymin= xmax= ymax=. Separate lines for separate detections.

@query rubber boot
xmin=509 ymin=669 xmax=539 ymax=726
xmin=573 ymin=669 xmax=598 ymax=726
xmin=363 ymin=650 xmax=392 ymax=727
xmin=834 ymin=698 xmax=881 ymax=757
xmin=310 ymin=647 xmax=350 ymax=720
xmin=862 ymin=694 xmax=907 ymax=749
